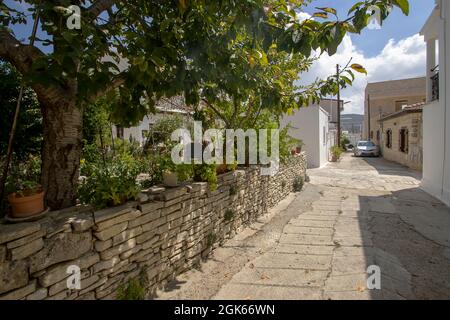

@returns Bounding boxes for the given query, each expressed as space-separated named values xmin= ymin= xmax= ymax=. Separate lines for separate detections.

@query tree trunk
xmin=41 ymin=100 xmax=83 ymax=210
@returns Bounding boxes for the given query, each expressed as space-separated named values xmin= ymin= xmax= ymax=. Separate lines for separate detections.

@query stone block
xmin=93 ymin=204 xmax=135 ymax=224
xmin=30 ymin=232 xmax=92 ymax=273
xmin=139 ymin=201 xmax=164 ymax=214
xmin=0 ymin=260 xmax=28 ymax=294
xmin=0 ymin=280 xmax=36 ymax=300
xmin=10 ymin=237 xmax=44 ymax=260
xmin=94 ymin=239 xmax=112 ymax=252
xmin=6 ymin=230 xmax=45 ymax=249
xmin=38 ymin=252 xmax=99 ymax=287
xmin=100 ymin=239 xmax=136 ymax=260
xmin=71 ymin=216 xmax=94 ymax=232
xmin=26 ymin=287 xmax=48 ymax=300
xmin=94 ymin=221 xmax=128 ymax=241
xmin=112 ymin=226 xmax=142 ymax=246
xmin=95 ymin=210 xmax=139 ymax=231
xmin=0 ymin=222 xmax=40 ymax=244
xmin=128 ymin=210 xmax=161 ymax=228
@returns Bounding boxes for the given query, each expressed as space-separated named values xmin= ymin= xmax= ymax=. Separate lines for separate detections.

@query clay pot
xmin=8 ymin=190 xmax=45 ymax=218
xmin=163 ymin=172 xmax=178 ymax=187
xmin=216 ymin=164 xmax=228 ymax=175
xmin=296 ymin=146 xmax=302 ymax=154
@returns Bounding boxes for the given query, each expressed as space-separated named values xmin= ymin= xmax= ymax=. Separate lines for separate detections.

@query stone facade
xmin=0 ymin=154 xmax=306 ymax=300
xmin=364 ymin=77 xmax=426 ymax=142
xmin=379 ymin=108 xmax=423 ymax=171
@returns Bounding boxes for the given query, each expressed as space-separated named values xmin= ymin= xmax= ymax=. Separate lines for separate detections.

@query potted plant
xmin=160 ymin=156 xmax=178 ymax=187
xmin=6 ymin=155 xmax=45 ymax=218
xmin=296 ymin=141 xmax=304 ymax=154
xmin=330 ymin=145 xmax=343 ymax=162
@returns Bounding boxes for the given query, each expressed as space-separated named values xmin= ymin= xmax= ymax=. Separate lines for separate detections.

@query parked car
xmin=354 ymin=141 xmax=380 ymax=157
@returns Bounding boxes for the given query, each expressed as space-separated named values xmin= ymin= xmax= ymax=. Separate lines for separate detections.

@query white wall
xmin=421 ymin=1 xmax=450 ymax=207
xmin=281 ymin=105 xmax=330 ymax=168
xmin=442 ymin=0 xmax=450 ymax=205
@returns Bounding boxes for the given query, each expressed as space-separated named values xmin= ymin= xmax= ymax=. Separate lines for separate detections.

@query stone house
xmin=420 ymin=0 xmax=450 ymax=207
xmin=363 ymin=77 xmax=426 ymax=144
xmin=378 ymin=102 xmax=424 ymax=171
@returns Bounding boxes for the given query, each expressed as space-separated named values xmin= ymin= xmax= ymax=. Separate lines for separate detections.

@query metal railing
xmin=431 ymin=65 xmax=439 ymax=102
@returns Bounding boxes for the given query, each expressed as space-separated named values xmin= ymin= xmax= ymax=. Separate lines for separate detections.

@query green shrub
xmin=229 ymin=185 xmax=238 ymax=196
xmin=5 ymin=155 xmax=41 ymax=196
xmin=117 ymin=278 xmax=146 ymax=300
xmin=330 ymin=145 xmax=344 ymax=160
xmin=224 ymin=209 xmax=235 ymax=221
xmin=207 ymin=233 xmax=217 ymax=248
xmin=293 ymin=176 xmax=304 ymax=192
xmin=194 ymin=164 xmax=217 ymax=191
xmin=78 ymin=153 xmax=141 ymax=209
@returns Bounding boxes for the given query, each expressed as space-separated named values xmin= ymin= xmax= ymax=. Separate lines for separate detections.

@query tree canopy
xmin=0 ymin=0 xmax=410 ymax=209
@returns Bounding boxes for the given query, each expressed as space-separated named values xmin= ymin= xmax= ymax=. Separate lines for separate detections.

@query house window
xmin=399 ymin=128 xmax=409 ymax=153
xmin=376 ymin=130 xmax=380 ymax=141
xmin=386 ymin=129 xmax=392 ymax=149
xmin=395 ymin=100 xmax=408 ymax=112
xmin=370 ymin=131 xmax=374 ymax=140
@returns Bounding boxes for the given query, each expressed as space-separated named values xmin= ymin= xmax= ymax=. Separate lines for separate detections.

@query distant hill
xmin=341 ymin=114 xmax=364 ymax=134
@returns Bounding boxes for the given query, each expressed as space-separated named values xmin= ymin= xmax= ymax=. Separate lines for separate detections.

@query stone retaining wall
xmin=0 ymin=154 xmax=306 ymax=300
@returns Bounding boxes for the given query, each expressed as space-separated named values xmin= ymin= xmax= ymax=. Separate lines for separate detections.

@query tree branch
xmin=0 ymin=29 xmax=45 ymax=75
xmin=88 ymin=74 xmax=126 ymax=103
xmin=201 ymin=98 xmax=230 ymax=127
xmin=87 ymin=0 xmax=118 ymax=17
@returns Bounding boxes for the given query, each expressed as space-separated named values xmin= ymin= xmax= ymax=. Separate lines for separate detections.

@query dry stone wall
xmin=0 ymin=153 xmax=306 ymax=300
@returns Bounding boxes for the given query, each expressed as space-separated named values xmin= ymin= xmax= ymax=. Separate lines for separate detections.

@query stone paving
xmin=156 ymin=153 xmax=450 ymax=300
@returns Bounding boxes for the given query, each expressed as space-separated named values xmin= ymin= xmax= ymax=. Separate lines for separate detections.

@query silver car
xmin=354 ymin=141 xmax=380 ymax=157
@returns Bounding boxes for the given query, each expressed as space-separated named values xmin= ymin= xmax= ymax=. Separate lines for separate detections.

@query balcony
xmin=431 ymin=66 xmax=439 ymax=101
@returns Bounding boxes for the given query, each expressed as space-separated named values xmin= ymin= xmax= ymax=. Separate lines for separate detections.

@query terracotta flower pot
xmin=8 ymin=190 xmax=45 ymax=218
xmin=296 ymin=146 xmax=302 ymax=154
xmin=163 ymin=172 xmax=178 ymax=187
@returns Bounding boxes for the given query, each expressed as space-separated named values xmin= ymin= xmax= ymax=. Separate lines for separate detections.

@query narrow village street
xmin=157 ymin=153 xmax=450 ymax=300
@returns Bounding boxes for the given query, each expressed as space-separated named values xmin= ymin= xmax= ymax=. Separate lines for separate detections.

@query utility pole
xmin=367 ymin=94 xmax=371 ymax=141
xmin=336 ymin=64 xmax=341 ymax=148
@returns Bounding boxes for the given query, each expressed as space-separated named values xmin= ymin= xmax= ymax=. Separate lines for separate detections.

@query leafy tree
xmin=0 ymin=60 xmax=42 ymax=160
xmin=0 ymin=0 xmax=409 ymax=209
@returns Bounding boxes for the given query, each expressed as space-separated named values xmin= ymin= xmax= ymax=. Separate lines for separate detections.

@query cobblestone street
xmin=157 ymin=153 xmax=450 ymax=300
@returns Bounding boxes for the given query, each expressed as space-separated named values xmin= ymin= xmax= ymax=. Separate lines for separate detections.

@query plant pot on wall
xmin=8 ymin=190 xmax=45 ymax=218
xmin=163 ymin=171 xmax=178 ymax=187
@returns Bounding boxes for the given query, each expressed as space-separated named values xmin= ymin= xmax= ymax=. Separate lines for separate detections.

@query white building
xmin=112 ymin=96 xmax=192 ymax=145
xmin=281 ymin=104 xmax=335 ymax=168
xmin=420 ymin=0 xmax=450 ymax=206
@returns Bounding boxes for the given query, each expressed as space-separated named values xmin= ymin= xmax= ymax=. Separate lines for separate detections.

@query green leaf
xmin=312 ymin=12 xmax=328 ymax=19
xmin=317 ymin=7 xmax=337 ymax=15
xmin=350 ymin=63 xmax=367 ymax=75
xmin=393 ymin=0 xmax=410 ymax=15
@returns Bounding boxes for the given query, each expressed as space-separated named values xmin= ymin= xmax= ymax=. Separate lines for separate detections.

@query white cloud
xmin=300 ymin=33 xmax=427 ymax=114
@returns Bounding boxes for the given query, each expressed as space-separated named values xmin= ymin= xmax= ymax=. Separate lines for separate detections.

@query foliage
xmin=83 ymin=98 xmax=112 ymax=147
xmin=224 ymin=209 xmax=235 ymax=222
xmin=229 ymin=185 xmax=238 ymax=196
xmin=0 ymin=61 xmax=42 ymax=160
xmin=117 ymin=279 xmax=146 ymax=300
xmin=207 ymin=233 xmax=218 ymax=248
xmin=5 ymin=155 xmax=42 ymax=197
xmin=194 ymin=164 xmax=217 ymax=191
xmin=341 ymin=135 xmax=351 ymax=150
xmin=331 ymin=145 xmax=344 ymax=159
xmin=1 ymin=0 xmax=410 ymax=209
xmin=293 ymin=176 xmax=305 ymax=192
xmin=78 ymin=153 xmax=141 ymax=209
xmin=144 ymin=115 xmax=186 ymax=152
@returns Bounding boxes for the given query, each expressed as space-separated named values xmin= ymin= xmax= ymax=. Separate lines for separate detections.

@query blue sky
xmin=304 ymin=0 xmax=435 ymax=57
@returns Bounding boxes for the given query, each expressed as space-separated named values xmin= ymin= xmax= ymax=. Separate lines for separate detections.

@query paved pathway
xmin=157 ymin=153 xmax=450 ymax=300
